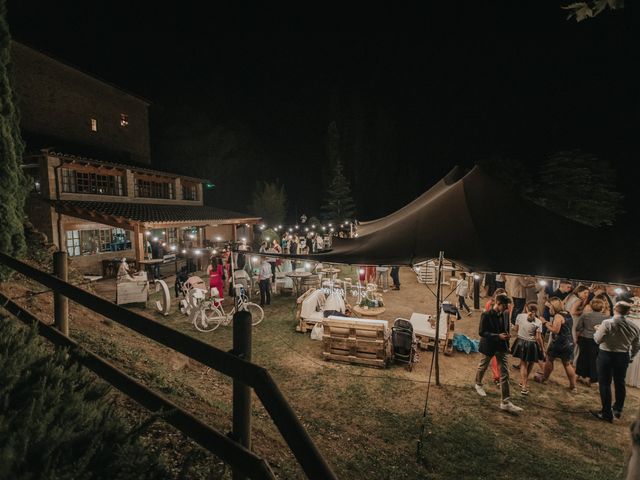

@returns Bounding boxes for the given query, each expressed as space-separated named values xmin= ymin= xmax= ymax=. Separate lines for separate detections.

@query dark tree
xmin=0 ymin=0 xmax=27 ymax=279
xmin=321 ymin=161 xmax=356 ymax=224
xmin=535 ymin=150 xmax=623 ymax=227
xmin=249 ymin=181 xmax=287 ymax=226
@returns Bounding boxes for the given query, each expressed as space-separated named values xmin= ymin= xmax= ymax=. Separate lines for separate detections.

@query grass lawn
xmin=3 ymin=266 xmax=636 ymax=479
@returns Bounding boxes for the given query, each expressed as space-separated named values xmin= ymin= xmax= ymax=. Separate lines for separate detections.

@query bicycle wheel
xmin=192 ymin=305 xmax=224 ymax=332
xmin=244 ymin=302 xmax=264 ymax=326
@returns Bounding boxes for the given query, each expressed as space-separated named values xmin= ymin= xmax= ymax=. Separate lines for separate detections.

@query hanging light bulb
xmin=181 ymin=249 xmax=187 ymax=254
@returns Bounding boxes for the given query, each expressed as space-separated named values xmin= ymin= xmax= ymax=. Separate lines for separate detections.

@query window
xmin=66 ymin=230 xmax=80 ymax=256
xmin=66 ymin=228 xmax=131 ymax=257
xmin=166 ymin=228 xmax=178 ymax=245
xmin=182 ymin=183 xmax=198 ymax=201
xmin=61 ymin=168 xmax=124 ymax=196
xmin=91 ymin=118 xmax=98 ymax=132
xmin=135 ymin=179 xmax=174 ymax=199
xmin=120 ymin=113 xmax=129 ymax=127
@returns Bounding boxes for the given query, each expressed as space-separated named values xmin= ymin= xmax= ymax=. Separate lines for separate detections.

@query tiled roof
xmin=55 ymin=200 xmax=260 ymax=225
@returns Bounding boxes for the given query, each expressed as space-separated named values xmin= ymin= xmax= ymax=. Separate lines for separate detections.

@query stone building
xmin=12 ymin=41 xmax=260 ymax=275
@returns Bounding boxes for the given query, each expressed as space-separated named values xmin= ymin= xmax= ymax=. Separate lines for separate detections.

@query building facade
xmin=13 ymin=41 xmax=260 ymax=274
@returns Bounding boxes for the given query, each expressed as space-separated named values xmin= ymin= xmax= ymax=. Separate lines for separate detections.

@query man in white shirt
xmin=592 ymin=301 xmax=640 ymax=422
xmin=258 ymin=258 xmax=272 ymax=306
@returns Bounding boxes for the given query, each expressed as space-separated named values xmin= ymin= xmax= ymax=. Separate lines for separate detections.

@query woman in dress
xmin=511 ymin=303 xmax=545 ymax=395
xmin=574 ymin=297 xmax=607 ymax=386
xmin=564 ymin=285 xmax=590 ymax=320
xmin=539 ymin=297 xmax=577 ymax=391
xmin=207 ymin=257 xmax=224 ymax=299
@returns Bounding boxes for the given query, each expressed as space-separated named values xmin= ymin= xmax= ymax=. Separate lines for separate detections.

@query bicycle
xmin=187 ymin=284 xmax=264 ymax=332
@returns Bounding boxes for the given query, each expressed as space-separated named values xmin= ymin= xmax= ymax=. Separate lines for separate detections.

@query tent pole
xmin=434 ymin=251 xmax=444 ymax=386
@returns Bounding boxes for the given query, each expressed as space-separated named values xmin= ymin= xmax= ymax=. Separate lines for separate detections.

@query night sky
xmin=7 ymin=2 xmax=636 ymax=222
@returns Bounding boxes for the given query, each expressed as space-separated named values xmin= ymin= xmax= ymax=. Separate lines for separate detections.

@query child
xmin=456 ymin=272 xmax=472 ymax=317
xmin=511 ymin=303 xmax=545 ymax=395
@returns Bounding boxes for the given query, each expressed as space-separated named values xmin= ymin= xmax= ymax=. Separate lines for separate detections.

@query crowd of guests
xmin=474 ymin=276 xmax=640 ymax=421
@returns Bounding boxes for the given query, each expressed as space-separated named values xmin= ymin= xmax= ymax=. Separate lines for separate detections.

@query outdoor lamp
xmin=170 ymin=245 xmax=176 ymax=251
xmin=539 ymin=280 xmax=547 ymax=286
xmin=473 ymin=274 xmax=480 ymax=280
xmin=145 ymin=231 xmax=151 ymax=236
xmin=305 ymin=262 xmax=311 ymax=269
xmin=194 ymin=250 xmax=201 ymax=255
xmin=615 ymin=287 xmax=623 ymax=295
xmin=181 ymin=249 xmax=187 ymax=254
xmin=252 ymin=256 xmax=259 ymax=262
xmin=359 ymin=268 xmax=365 ymax=275
xmin=152 ymin=237 xmax=158 ymax=242
xmin=216 ymin=236 xmax=222 ymax=241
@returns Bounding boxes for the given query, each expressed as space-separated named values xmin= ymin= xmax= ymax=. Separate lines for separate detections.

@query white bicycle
xmin=183 ymin=285 xmax=264 ymax=332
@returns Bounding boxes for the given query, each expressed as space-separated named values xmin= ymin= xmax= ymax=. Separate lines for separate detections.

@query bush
xmin=0 ymin=317 xmax=168 ymax=479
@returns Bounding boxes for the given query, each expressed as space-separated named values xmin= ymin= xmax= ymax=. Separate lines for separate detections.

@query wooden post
xmin=53 ymin=251 xmax=69 ymax=336
xmin=232 ymin=310 xmax=252 ymax=480
xmin=134 ymin=226 xmax=145 ymax=264
xmin=434 ymin=251 xmax=444 ymax=386
xmin=473 ymin=274 xmax=481 ymax=309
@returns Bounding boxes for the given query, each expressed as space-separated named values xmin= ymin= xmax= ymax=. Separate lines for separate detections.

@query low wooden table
xmin=352 ymin=305 xmax=386 ymax=317
xmin=286 ymin=271 xmax=312 ymax=297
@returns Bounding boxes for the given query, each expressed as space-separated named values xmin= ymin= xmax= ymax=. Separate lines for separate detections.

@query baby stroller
xmin=392 ymin=318 xmax=417 ymax=371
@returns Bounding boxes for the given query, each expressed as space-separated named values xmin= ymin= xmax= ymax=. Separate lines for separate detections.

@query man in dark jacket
xmin=474 ymin=294 xmax=523 ymax=413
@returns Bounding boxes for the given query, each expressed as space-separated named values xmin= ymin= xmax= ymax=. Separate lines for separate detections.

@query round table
xmin=352 ymin=305 xmax=386 ymax=317
xmin=285 ymin=271 xmax=312 ymax=297
xmin=318 ymin=267 xmax=341 ymax=282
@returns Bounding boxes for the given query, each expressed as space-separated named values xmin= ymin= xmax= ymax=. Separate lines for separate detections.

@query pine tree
xmin=0 ymin=1 xmax=27 ymax=280
xmin=535 ymin=150 xmax=623 ymax=227
xmin=0 ymin=318 xmax=168 ymax=478
xmin=321 ymin=161 xmax=356 ymax=224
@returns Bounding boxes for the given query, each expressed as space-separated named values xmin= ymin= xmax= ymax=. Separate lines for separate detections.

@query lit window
xmin=120 ymin=113 xmax=129 ymax=127
xmin=91 ymin=118 xmax=98 ymax=132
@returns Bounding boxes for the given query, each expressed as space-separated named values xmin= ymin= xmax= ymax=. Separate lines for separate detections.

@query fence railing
xmin=0 ymin=252 xmax=337 ymax=480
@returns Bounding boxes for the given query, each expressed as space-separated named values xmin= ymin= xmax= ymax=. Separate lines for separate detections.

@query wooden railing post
xmin=53 ymin=251 xmax=69 ymax=336
xmin=233 ymin=310 xmax=253 ymax=480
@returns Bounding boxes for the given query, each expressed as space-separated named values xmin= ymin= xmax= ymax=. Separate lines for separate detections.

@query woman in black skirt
xmin=511 ymin=303 xmax=545 ymax=395
xmin=575 ymin=297 xmax=608 ymax=385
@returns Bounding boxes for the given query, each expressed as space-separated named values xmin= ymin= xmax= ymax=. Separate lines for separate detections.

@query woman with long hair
xmin=511 ymin=303 xmax=545 ymax=395
xmin=565 ymin=285 xmax=590 ymax=320
xmin=575 ymin=297 xmax=608 ymax=386
xmin=539 ymin=297 xmax=577 ymax=391
xmin=207 ymin=257 xmax=224 ymax=299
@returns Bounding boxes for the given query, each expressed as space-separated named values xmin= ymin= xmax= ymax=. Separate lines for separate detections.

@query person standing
xmin=376 ymin=265 xmax=389 ymax=292
xmin=575 ymin=298 xmax=607 ymax=386
xmin=506 ymin=275 xmax=533 ymax=325
xmin=591 ymin=301 xmax=640 ymax=422
xmin=474 ymin=294 xmax=523 ymax=413
xmin=511 ymin=303 xmax=545 ymax=395
xmin=390 ymin=266 xmax=401 ymax=290
xmin=456 ymin=272 xmax=472 ymax=317
xmin=539 ymin=298 xmax=577 ymax=391
xmin=207 ymin=258 xmax=224 ymax=299
xmin=258 ymin=257 xmax=272 ymax=306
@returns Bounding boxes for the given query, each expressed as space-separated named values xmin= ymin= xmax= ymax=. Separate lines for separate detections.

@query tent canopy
xmin=293 ymin=166 xmax=639 ymax=285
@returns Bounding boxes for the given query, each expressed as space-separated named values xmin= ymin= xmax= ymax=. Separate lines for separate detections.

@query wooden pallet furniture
xmin=295 ymin=288 xmax=320 ymax=332
xmin=409 ymin=311 xmax=455 ymax=355
xmin=322 ymin=317 xmax=389 ymax=368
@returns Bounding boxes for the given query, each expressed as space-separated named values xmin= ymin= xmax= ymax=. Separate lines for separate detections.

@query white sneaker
xmin=500 ymin=401 xmax=523 ymax=413
xmin=474 ymin=384 xmax=487 ymax=397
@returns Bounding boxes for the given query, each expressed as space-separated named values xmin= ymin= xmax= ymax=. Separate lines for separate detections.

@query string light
xmin=305 ymin=262 xmax=311 ymax=269
xmin=330 ymin=227 xmax=334 ymax=232
xmin=161 ymin=242 xmax=166 ymax=247
xmin=152 ymin=237 xmax=159 ymax=242
xmin=312 ymin=224 xmax=316 ymax=228
xmin=144 ymin=231 xmax=151 ymax=236
xmin=241 ymin=237 xmax=246 ymax=242
xmin=181 ymin=249 xmax=187 ymax=254
xmin=170 ymin=245 xmax=177 ymax=251
xmin=473 ymin=274 xmax=480 ymax=280
xmin=162 ymin=231 xmax=166 ymax=235
xmin=305 ymin=227 xmax=309 ymax=232
xmin=252 ymin=256 xmax=259 ymax=262
xmin=216 ymin=236 xmax=222 ymax=241
xmin=194 ymin=250 xmax=201 ymax=255
xmin=615 ymin=287 xmax=623 ymax=295
xmin=539 ymin=280 xmax=547 ymax=286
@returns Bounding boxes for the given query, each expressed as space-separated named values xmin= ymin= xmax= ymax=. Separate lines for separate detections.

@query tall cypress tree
xmin=321 ymin=160 xmax=356 ymax=224
xmin=0 ymin=0 xmax=27 ymax=279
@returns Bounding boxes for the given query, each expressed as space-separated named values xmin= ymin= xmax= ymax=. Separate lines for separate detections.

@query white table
xmin=409 ymin=312 xmax=447 ymax=341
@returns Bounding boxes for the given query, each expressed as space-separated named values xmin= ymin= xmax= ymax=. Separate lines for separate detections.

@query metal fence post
xmin=53 ymin=251 xmax=69 ymax=336
xmin=233 ymin=310 xmax=252 ymax=480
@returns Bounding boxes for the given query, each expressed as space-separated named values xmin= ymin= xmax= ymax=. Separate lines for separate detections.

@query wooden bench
xmin=322 ymin=317 xmax=389 ymax=368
